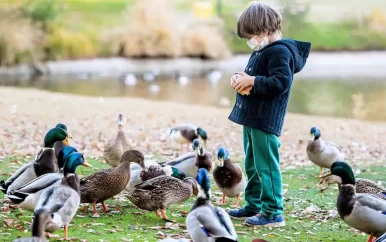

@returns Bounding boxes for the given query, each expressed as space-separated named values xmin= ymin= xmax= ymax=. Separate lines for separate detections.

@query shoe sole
xmin=229 ymin=215 xmax=251 ymax=220
xmin=245 ymin=221 xmax=286 ymax=228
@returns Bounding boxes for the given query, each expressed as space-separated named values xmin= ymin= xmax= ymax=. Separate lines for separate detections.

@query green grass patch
xmin=1 ymin=155 xmax=385 ymax=241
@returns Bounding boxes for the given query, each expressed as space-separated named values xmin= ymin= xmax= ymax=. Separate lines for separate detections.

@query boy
xmin=228 ymin=2 xmax=311 ymax=227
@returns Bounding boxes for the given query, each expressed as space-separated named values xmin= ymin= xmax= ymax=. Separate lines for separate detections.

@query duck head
xmin=121 ymin=150 xmax=145 ymax=169
xmin=32 ymin=204 xmax=62 ymax=237
xmin=320 ymin=161 xmax=355 ymax=185
xmin=196 ymin=127 xmax=208 ymax=146
xmin=44 ymin=127 xmax=72 ymax=148
xmin=216 ymin=147 xmax=229 ymax=167
xmin=171 ymin=166 xmax=187 ymax=180
xmin=55 ymin=123 xmax=67 ymax=131
xmin=310 ymin=127 xmax=321 ymax=141
xmin=63 ymin=152 xmax=92 ymax=175
xmin=192 ymin=139 xmax=201 ymax=151
xmin=196 ymin=168 xmax=211 ymax=199
xmin=57 ymin=146 xmax=78 ymax=169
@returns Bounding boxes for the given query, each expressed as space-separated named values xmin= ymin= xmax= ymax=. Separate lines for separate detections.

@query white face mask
xmin=247 ymin=37 xmax=269 ymax=51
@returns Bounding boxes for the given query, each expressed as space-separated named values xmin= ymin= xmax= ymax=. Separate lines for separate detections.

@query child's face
xmin=247 ymin=31 xmax=269 ymax=43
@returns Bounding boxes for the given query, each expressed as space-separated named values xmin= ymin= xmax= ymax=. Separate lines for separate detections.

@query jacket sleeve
xmin=253 ymin=47 xmax=293 ymax=96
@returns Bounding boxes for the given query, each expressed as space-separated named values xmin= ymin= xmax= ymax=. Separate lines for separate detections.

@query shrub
xmin=44 ymin=24 xmax=98 ymax=60
xmin=0 ymin=8 xmax=43 ymax=66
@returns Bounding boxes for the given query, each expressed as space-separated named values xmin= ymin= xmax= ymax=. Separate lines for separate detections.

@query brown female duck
xmin=80 ymin=150 xmax=145 ymax=217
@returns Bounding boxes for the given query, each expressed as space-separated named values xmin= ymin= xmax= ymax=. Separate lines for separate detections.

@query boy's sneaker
xmin=245 ymin=214 xmax=285 ymax=227
xmin=227 ymin=208 xmax=258 ymax=220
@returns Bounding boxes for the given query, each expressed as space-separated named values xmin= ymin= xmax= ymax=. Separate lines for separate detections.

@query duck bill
xmin=82 ymin=161 xmax=93 ymax=168
xmin=67 ymin=133 xmax=73 ymax=139
xmin=316 ymin=178 xmax=326 ymax=188
xmin=218 ymin=158 xmax=224 ymax=167
xmin=62 ymin=138 xmax=70 ymax=146
xmin=320 ymin=170 xmax=332 ymax=178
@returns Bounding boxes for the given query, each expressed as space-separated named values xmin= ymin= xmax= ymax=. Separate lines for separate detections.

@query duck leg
xmin=161 ymin=209 xmax=168 ymax=220
xmin=368 ymin=234 xmax=374 ymax=242
xmin=64 ymin=225 xmax=69 ymax=240
xmin=101 ymin=201 xmax=108 ymax=213
xmin=316 ymin=167 xmax=323 ymax=178
xmin=92 ymin=202 xmax=100 ymax=217
xmin=155 ymin=210 xmax=160 ymax=217
xmin=45 ymin=232 xmax=59 ymax=238
xmin=233 ymin=194 xmax=241 ymax=208
xmin=217 ymin=194 xmax=226 ymax=205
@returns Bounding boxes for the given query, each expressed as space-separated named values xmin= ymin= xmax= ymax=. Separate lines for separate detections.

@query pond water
xmin=1 ymin=72 xmax=385 ymax=122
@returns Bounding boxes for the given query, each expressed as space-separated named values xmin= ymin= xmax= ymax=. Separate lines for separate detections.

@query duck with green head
xmin=306 ymin=126 xmax=345 ymax=177
xmin=160 ymin=139 xmax=213 ymax=178
xmin=169 ymin=124 xmax=208 ymax=152
xmin=1 ymin=127 xmax=72 ymax=195
xmin=186 ymin=168 xmax=238 ymax=242
xmin=6 ymin=151 xmax=91 ymax=212
xmin=213 ymin=147 xmax=246 ymax=207
xmin=34 ymin=152 xmax=86 ymax=240
xmin=53 ymin=123 xmax=72 ymax=159
xmin=320 ymin=161 xmax=386 ymax=242
xmin=126 ymin=161 xmax=187 ymax=191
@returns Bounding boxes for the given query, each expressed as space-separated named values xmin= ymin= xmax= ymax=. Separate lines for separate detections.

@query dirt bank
xmin=0 ymin=87 xmax=385 ymax=169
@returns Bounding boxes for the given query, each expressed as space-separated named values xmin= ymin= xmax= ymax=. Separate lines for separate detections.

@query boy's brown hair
xmin=237 ymin=2 xmax=282 ymax=39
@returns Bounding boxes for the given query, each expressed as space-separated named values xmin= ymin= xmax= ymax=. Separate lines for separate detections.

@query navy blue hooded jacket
xmin=228 ymin=39 xmax=311 ymax=136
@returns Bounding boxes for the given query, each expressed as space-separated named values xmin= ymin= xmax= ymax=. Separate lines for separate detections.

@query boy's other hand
xmin=230 ymin=74 xmax=239 ymax=87
xmin=234 ymin=72 xmax=254 ymax=92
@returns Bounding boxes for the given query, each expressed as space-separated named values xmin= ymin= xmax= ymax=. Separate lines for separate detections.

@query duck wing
xmin=9 ymin=173 xmax=63 ymax=195
xmin=1 ymin=162 xmax=34 ymax=193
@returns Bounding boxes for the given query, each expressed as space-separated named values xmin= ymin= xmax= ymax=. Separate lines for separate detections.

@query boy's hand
xmin=239 ymin=86 xmax=253 ymax=95
xmin=234 ymin=72 xmax=254 ymax=92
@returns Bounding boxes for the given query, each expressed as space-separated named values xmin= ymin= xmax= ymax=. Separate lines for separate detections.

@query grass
xmin=1 ymin=155 xmax=385 ymax=242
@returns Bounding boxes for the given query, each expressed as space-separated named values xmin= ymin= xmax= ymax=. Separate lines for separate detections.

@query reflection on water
xmin=1 ymin=73 xmax=385 ymax=121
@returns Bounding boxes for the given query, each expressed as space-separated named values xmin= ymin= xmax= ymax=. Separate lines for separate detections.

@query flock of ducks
xmin=1 ymin=116 xmax=385 ymax=242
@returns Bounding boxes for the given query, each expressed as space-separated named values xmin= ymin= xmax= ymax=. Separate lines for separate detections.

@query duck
xmin=103 ymin=113 xmax=133 ymax=167
xmin=160 ymin=139 xmax=213 ymax=178
xmin=318 ymin=175 xmax=386 ymax=201
xmin=1 ymin=127 xmax=71 ymax=194
xmin=6 ymin=152 xmax=91 ymax=212
xmin=306 ymin=126 xmax=345 ymax=177
xmin=127 ymin=172 xmax=198 ymax=220
xmin=169 ymin=124 xmax=208 ymax=152
xmin=320 ymin=161 xmax=386 ymax=242
xmin=12 ymin=205 xmax=62 ymax=242
xmin=126 ymin=161 xmax=187 ymax=191
xmin=34 ymin=153 xmax=87 ymax=240
xmin=53 ymin=123 xmax=71 ymax=159
xmin=80 ymin=149 xmax=145 ymax=217
xmin=213 ymin=147 xmax=246 ymax=207
xmin=186 ymin=168 xmax=238 ymax=242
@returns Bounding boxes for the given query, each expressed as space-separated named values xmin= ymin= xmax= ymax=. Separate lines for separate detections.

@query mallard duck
xmin=213 ymin=147 xmax=246 ymax=207
xmin=127 ymin=173 xmax=198 ymax=220
xmin=126 ymin=160 xmax=187 ymax=191
xmin=34 ymin=153 xmax=86 ymax=240
xmin=1 ymin=127 xmax=71 ymax=194
xmin=103 ymin=113 xmax=132 ymax=167
xmin=160 ymin=139 xmax=213 ymax=178
xmin=6 ymin=152 xmax=91 ymax=211
xmin=169 ymin=124 xmax=208 ymax=151
xmin=12 ymin=205 xmax=62 ymax=242
xmin=186 ymin=168 xmax=238 ymax=242
xmin=80 ymin=150 xmax=145 ymax=217
xmin=53 ymin=123 xmax=71 ymax=159
xmin=318 ymin=175 xmax=386 ymax=201
xmin=320 ymin=162 xmax=386 ymax=242
xmin=307 ymin=126 xmax=345 ymax=177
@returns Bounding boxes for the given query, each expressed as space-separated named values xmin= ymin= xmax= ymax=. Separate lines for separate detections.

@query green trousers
xmin=243 ymin=126 xmax=283 ymax=219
